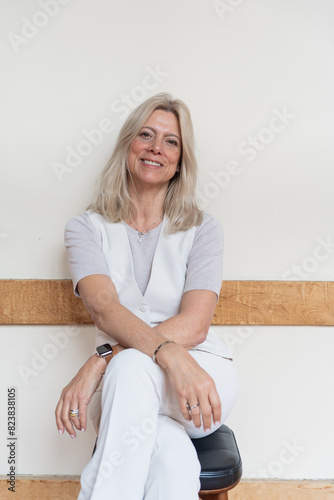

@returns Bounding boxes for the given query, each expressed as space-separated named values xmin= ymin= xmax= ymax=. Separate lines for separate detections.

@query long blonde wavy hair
xmin=88 ymin=92 xmax=203 ymax=232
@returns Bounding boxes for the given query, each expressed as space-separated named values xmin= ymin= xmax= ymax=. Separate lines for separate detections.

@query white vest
xmin=88 ymin=212 xmax=232 ymax=359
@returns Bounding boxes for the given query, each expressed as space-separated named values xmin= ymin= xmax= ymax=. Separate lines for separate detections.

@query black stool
xmin=193 ymin=424 xmax=242 ymax=500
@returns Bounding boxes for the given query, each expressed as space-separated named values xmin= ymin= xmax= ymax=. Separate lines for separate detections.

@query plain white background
xmin=0 ymin=0 xmax=333 ymax=480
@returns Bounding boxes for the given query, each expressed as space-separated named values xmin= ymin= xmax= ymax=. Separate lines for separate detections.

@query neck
xmin=127 ymin=183 xmax=166 ymax=230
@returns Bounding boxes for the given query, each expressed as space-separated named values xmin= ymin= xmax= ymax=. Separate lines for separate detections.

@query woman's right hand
xmin=55 ymin=354 xmax=107 ymax=438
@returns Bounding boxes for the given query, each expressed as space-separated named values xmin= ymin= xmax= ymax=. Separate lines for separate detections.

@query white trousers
xmin=78 ymin=348 xmax=239 ymax=500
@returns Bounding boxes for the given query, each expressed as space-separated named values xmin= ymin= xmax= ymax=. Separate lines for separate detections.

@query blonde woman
xmin=56 ymin=93 xmax=239 ymax=500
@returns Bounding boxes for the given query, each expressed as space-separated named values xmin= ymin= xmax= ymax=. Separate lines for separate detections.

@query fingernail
xmin=70 ymin=434 xmax=75 ymax=439
xmin=81 ymin=428 xmax=85 ymax=432
xmin=205 ymin=428 xmax=211 ymax=433
xmin=58 ymin=429 xmax=63 ymax=435
xmin=215 ymin=421 xmax=220 ymax=426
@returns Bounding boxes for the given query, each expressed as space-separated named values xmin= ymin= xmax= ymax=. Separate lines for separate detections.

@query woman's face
xmin=127 ymin=109 xmax=182 ymax=191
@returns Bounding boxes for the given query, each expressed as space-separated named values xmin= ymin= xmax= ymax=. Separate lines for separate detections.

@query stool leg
xmin=200 ymin=492 xmax=228 ymax=500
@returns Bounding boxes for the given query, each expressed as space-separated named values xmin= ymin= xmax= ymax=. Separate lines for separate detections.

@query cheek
xmin=128 ymin=139 xmax=143 ymax=157
xmin=127 ymin=143 xmax=141 ymax=166
xmin=172 ymin=152 xmax=181 ymax=167
xmin=166 ymin=148 xmax=181 ymax=165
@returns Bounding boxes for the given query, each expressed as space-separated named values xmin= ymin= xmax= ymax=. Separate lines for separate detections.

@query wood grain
xmin=214 ymin=280 xmax=334 ymax=326
xmin=1 ymin=478 xmax=333 ymax=500
xmin=0 ymin=280 xmax=333 ymax=326
xmin=0 ymin=280 xmax=91 ymax=325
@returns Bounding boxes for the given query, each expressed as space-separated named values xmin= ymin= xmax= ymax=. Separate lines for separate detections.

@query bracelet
xmin=153 ymin=340 xmax=175 ymax=365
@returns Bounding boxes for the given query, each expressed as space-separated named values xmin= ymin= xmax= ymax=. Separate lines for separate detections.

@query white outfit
xmin=72 ymin=213 xmax=239 ymax=500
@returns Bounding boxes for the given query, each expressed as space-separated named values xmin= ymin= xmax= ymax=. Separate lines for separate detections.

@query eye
xmin=166 ymin=138 xmax=180 ymax=147
xmin=138 ymin=131 xmax=152 ymax=139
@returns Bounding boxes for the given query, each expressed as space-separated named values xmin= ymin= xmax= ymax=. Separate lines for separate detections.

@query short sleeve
xmin=64 ymin=212 xmax=111 ymax=296
xmin=183 ymin=213 xmax=224 ymax=298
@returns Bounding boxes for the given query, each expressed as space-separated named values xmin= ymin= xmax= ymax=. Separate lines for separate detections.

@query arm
xmin=154 ymin=289 xmax=218 ymax=347
xmin=79 ymin=274 xmax=217 ymax=350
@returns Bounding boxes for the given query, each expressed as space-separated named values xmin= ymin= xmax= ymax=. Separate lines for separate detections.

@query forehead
xmin=142 ymin=109 xmax=181 ymax=136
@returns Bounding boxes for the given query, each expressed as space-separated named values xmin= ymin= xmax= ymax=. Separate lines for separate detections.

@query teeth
xmin=142 ymin=159 xmax=162 ymax=166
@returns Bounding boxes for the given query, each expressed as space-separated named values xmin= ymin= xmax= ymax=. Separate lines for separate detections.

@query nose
xmin=148 ymin=137 xmax=162 ymax=154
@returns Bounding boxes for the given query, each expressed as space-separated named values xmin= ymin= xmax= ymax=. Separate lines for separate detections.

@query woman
xmin=55 ymin=93 xmax=239 ymax=499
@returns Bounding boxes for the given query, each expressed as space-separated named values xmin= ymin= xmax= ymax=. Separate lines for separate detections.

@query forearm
xmin=79 ymin=276 xmax=215 ymax=357
xmin=153 ymin=313 xmax=207 ymax=349
xmin=91 ymin=300 xmax=169 ymax=358
xmin=153 ymin=289 xmax=216 ymax=348
xmin=96 ymin=301 xmax=208 ymax=352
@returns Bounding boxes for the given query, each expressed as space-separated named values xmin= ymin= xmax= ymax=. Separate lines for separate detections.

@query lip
xmin=140 ymin=158 xmax=164 ymax=167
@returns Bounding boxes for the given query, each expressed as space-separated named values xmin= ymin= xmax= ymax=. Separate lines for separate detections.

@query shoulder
xmin=197 ymin=212 xmax=223 ymax=231
xmin=64 ymin=212 xmax=101 ymax=243
xmin=194 ymin=212 xmax=224 ymax=244
xmin=65 ymin=212 xmax=91 ymax=231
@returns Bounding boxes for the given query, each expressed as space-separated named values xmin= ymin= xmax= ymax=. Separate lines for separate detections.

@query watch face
xmin=97 ymin=344 xmax=113 ymax=357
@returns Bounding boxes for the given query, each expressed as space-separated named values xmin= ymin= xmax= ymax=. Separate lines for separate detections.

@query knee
xmin=105 ymin=348 xmax=158 ymax=382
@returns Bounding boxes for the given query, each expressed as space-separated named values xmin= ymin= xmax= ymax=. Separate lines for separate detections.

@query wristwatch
xmin=96 ymin=343 xmax=114 ymax=365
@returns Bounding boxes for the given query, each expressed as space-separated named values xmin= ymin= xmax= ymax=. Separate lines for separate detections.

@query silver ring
xmin=69 ymin=409 xmax=79 ymax=417
xmin=186 ymin=403 xmax=200 ymax=411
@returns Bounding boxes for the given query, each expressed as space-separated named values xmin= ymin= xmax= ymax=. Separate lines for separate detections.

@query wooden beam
xmin=214 ymin=280 xmax=334 ymax=326
xmin=0 ymin=477 xmax=333 ymax=500
xmin=0 ymin=280 xmax=333 ymax=326
xmin=0 ymin=280 xmax=91 ymax=325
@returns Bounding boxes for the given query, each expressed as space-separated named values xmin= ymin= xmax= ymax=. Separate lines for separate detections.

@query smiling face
xmin=127 ymin=109 xmax=182 ymax=192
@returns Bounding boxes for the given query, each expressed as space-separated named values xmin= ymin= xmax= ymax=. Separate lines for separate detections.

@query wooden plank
xmin=0 ymin=280 xmax=333 ymax=326
xmin=1 ymin=478 xmax=333 ymax=500
xmin=0 ymin=476 xmax=80 ymax=500
xmin=228 ymin=480 xmax=334 ymax=500
xmin=0 ymin=280 xmax=91 ymax=325
xmin=214 ymin=280 xmax=334 ymax=326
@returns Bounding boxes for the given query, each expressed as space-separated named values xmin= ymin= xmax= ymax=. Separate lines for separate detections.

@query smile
xmin=141 ymin=159 xmax=163 ymax=167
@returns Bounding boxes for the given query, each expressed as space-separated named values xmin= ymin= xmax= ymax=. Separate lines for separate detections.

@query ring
xmin=69 ymin=409 xmax=79 ymax=417
xmin=186 ymin=402 xmax=200 ymax=411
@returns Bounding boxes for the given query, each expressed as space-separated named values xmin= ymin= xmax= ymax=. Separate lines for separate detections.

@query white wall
xmin=1 ymin=0 xmax=333 ymax=480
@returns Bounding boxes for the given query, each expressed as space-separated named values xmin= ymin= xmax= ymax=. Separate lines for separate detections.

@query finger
xmin=188 ymin=402 xmax=202 ymax=429
xmin=55 ymin=398 xmax=64 ymax=435
xmin=78 ymin=399 xmax=87 ymax=432
xmin=209 ymin=390 xmax=221 ymax=427
xmin=197 ymin=398 xmax=212 ymax=432
xmin=61 ymin=394 xmax=77 ymax=438
xmin=179 ymin=398 xmax=192 ymax=421
xmin=69 ymin=404 xmax=81 ymax=432
xmin=68 ymin=399 xmax=81 ymax=434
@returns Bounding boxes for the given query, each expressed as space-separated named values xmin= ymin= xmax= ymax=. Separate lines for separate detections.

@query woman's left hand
xmin=156 ymin=343 xmax=221 ymax=431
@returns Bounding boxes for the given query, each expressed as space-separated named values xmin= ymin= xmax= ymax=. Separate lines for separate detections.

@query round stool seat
xmin=191 ymin=424 xmax=242 ymax=491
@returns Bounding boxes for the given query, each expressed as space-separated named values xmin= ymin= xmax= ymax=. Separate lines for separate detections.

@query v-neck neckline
xmin=121 ymin=217 xmax=166 ymax=299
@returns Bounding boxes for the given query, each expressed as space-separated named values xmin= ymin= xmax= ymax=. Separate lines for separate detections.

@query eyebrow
xmin=141 ymin=126 xmax=181 ymax=141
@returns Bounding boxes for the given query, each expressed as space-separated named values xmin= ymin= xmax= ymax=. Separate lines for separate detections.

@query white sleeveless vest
xmin=88 ymin=212 xmax=232 ymax=359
